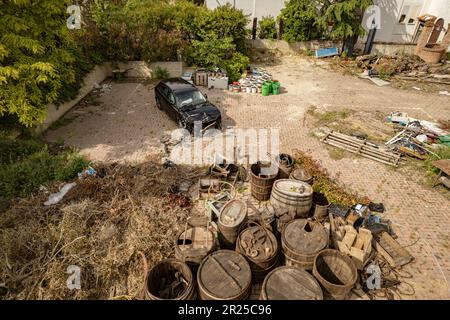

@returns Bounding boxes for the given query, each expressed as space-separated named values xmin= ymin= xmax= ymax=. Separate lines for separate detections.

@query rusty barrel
xmin=218 ymin=199 xmax=247 ymax=249
xmin=312 ymin=192 xmax=330 ymax=221
xmin=260 ymin=266 xmax=323 ymax=300
xmin=313 ymin=249 xmax=357 ymax=300
xmin=236 ymin=223 xmax=279 ymax=281
xmin=174 ymin=226 xmax=215 ymax=274
xmin=281 ymin=219 xmax=328 ymax=270
xmin=197 ymin=250 xmax=252 ymax=300
xmin=270 ymin=179 xmax=313 ymax=218
xmin=144 ymin=259 xmax=196 ymax=300
xmin=250 ymin=163 xmax=278 ymax=201
xmin=276 ymin=153 xmax=295 ymax=179
xmin=290 ymin=167 xmax=313 ymax=185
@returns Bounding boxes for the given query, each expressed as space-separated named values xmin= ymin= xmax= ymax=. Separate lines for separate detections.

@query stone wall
xmin=36 ymin=63 xmax=113 ymax=134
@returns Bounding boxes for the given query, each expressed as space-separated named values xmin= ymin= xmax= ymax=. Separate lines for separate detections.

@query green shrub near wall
xmin=0 ymin=139 xmax=88 ymax=199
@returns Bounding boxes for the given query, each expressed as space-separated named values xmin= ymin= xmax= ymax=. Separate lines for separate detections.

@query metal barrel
xmin=289 ymin=167 xmax=313 ymax=185
xmin=312 ymin=249 xmax=358 ymax=300
xmin=144 ymin=259 xmax=196 ymax=300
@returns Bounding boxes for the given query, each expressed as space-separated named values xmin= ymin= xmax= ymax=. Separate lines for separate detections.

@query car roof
xmin=160 ymin=78 xmax=197 ymax=92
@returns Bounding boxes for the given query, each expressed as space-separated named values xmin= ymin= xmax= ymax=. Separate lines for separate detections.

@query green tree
xmin=279 ymin=0 xmax=321 ymax=43
xmin=0 ymin=0 xmax=99 ymax=127
xmin=259 ymin=16 xmax=277 ymax=40
xmin=317 ymin=0 xmax=373 ymax=55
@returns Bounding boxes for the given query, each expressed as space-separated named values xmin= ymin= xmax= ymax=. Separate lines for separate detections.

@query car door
xmin=166 ymin=90 xmax=179 ymax=121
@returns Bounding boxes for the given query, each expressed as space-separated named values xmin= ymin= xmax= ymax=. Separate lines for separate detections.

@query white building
xmin=362 ymin=0 xmax=450 ymax=44
xmin=207 ymin=0 xmax=450 ymax=45
xmin=205 ymin=0 xmax=285 ymax=22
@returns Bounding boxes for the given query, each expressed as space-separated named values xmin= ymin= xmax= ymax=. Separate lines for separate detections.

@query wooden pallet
xmin=322 ymin=131 xmax=401 ymax=167
xmin=373 ymin=232 xmax=413 ymax=267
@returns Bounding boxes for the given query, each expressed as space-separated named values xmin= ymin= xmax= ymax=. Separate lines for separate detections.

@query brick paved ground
xmin=206 ymin=57 xmax=450 ymax=300
xmin=46 ymin=56 xmax=450 ymax=299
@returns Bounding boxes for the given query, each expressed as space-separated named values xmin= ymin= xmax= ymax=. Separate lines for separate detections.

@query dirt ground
xmin=44 ymin=55 xmax=450 ymax=299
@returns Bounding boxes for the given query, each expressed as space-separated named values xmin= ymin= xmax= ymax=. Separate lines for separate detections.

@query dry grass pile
xmin=0 ymin=162 xmax=202 ymax=299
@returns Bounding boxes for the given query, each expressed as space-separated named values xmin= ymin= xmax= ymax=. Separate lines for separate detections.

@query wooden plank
xmin=326 ymin=135 xmax=398 ymax=160
xmin=373 ymin=232 xmax=413 ymax=267
xmin=323 ymin=132 xmax=400 ymax=166
xmin=324 ymin=139 xmax=398 ymax=166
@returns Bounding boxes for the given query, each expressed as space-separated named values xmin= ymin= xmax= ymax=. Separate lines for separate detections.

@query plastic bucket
xmin=262 ymin=83 xmax=271 ymax=96
xmin=272 ymin=81 xmax=280 ymax=95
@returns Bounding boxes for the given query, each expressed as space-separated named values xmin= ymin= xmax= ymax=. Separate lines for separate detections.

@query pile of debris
xmin=144 ymin=152 xmax=415 ymax=300
xmin=0 ymin=161 xmax=202 ymax=300
xmin=385 ymin=111 xmax=449 ymax=160
xmin=339 ymin=53 xmax=450 ymax=87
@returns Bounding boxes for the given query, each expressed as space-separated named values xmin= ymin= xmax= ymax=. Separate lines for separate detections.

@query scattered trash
xmin=368 ymin=202 xmax=385 ymax=213
xmin=439 ymin=90 xmax=450 ymax=96
xmin=93 ymin=83 xmax=112 ymax=95
xmin=315 ymin=47 xmax=339 ymax=58
xmin=412 ymin=86 xmax=421 ymax=91
xmin=44 ymin=182 xmax=77 ymax=206
xmin=78 ymin=166 xmax=97 ymax=179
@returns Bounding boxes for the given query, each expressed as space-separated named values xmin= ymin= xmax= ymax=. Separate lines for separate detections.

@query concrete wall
xmin=206 ymin=0 xmax=285 ymax=23
xmin=117 ymin=61 xmax=183 ymax=78
xmin=249 ymin=39 xmax=343 ymax=55
xmin=36 ymin=63 xmax=113 ymax=134
xmin=38 ymin=61 xmax=183 ymax=134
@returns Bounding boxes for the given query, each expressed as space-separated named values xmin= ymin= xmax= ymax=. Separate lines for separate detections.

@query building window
xmin=398 ymin=1 xmax=422 ymax=25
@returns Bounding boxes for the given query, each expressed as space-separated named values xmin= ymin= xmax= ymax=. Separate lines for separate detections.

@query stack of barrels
xmin=143 ymin=153 xmax=358 ymax=301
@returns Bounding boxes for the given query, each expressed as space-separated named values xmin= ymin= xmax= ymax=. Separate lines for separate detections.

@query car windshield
xmin=175 ymin=90 xmax=207 ymax=109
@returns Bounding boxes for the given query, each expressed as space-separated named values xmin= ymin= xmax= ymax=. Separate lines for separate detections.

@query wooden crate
xmin=195 ymin=71 xmax=208 ymax=86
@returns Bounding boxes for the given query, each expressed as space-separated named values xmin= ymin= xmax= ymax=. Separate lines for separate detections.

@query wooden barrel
xmin=174 ymin=226 xmax=215 ymax=273
xmin=197 ymin=250 xmax=252 ymax=300
xmin=260 ymin=266 xmax=323 ymax=300
xmin=312 ymin=192 xmax=330 ymax=221
xmin=250 ymin=163 xmax=278 ymax=201
xmin=144 ymin=259 xmax=196 ymax=300
xmin=270 ymin=179 xmax=313 ymax=218
xmin=276 ymin=153 xmax=294 ymax=179
xmin=281 ymin=219 xmax=328 ymax=270
xmin=218 ymin=199 xmax=247 ymax=249
xmin=236 ymin=223 xmax=279 ymax=281
xmin=290 ymin=168 xmax=313 ymax=185
xmin=313 ymin=249 xmax=357 ymax=300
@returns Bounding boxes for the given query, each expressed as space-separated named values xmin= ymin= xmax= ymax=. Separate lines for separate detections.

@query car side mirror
xmin=204 ymin=94 xmax=208 ymax=100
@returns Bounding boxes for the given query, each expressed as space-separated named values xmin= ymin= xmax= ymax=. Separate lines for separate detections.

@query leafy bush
xmin=259 ymin=16 xmax=277 ymax=40
xmin=223 ymin=52 xmax=250 ymax=83
xmin=186 ymin=35 xmax=235 ymax=69
xmin=280 ymin=0 xmax=321 ymax=43
xmin=0 ymin=138 xmax=44 ymax=165
xmin=0 ymin=144 xmax=88 ymax=199
xmin=154 ymin=67 xmax=170 ymax=79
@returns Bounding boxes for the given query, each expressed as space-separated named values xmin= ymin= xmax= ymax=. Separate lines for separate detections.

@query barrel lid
xmin=282 ymin=220 xmax=328 ymax=255
xmin=177 ymin=227 xmax=215 ymax=253
xmin=272 ymin=179 xmax=313 ymax=197
xmin=198 ymin=250 xmax=251 ymax=299
xmin=238 ymin=226 xmax=278 ymax=262
xmin=219 ymin=199 xmax=247 ymax=227
xmin=263 ymin=267 xmax=323 ymax=300
xmin=291 ymin=168 xmax=312 ymax=182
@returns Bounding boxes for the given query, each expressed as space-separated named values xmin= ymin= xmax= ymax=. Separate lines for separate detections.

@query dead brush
xmin=0 ymin=161 xmax=201 ymax=299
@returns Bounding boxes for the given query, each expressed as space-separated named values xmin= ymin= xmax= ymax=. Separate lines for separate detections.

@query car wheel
xmin=156 ymin=98 xmax=162 ymax=110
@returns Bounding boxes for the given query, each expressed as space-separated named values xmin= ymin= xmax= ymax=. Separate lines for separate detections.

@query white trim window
xmin=398 ymin=0 xmax=423 ymax=25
